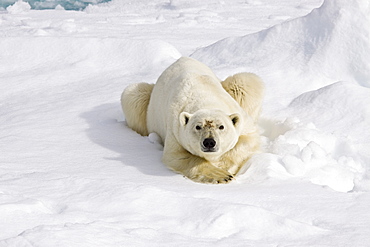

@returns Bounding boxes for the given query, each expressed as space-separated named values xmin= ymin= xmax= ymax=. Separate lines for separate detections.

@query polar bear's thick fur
xmin=121 ymin=57 xmax=264 ymax=184
xmin=121 ymin=82 xmax=154 ymax=136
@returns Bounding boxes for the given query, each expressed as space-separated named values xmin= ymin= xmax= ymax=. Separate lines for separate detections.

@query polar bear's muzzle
xmin=202 ymin=138 xmax=218 ymax=152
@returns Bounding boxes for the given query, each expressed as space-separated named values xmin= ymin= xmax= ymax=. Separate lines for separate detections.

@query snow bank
xmin=245 ymin=117 xmax=358 ymax=192
xmin=289 ymin=82 xmax=370 ymax=145
xmin=288 ymin=82 xmax=370 ymax=191
xmin=192 ymin=0 xmax=370 ymax=97
xmin=0 ymin=183 xmax=328 ymax=246
xmin=237 ymin=81 xmax=370 ymax=192
xmin=5 ymin=0 xmax=31 ymax=14
xmin=0 ymin=37 xmax=180 ymax=78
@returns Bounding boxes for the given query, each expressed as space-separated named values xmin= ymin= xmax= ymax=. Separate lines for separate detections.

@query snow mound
xmin=0 ymin=37 xmax=181 ymax=77
xmin=238 ymin=81 xmax=370 ymax=192
xmin=289 ymin=82 xmax=370 ymax=137
xmin=2 ymin=185 xmax=326 ymax=245
xmin=245 ymin=118 xmax=357 ymax=192
xmin=288 ymin=82 xmax=370 ymax=191
xmin=192 ymin=0 xmax=370 ymax=92
xmin=6 ymin=0 xmax=31 ymax=14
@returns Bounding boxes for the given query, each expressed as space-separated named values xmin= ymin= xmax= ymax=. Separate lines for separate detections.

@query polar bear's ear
xmin=179 ymin=112 xmax=193 ymax=126
xmin=229 ymin=113 xmax=241 ymax=128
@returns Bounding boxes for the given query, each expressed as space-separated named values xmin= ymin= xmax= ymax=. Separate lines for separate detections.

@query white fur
xmin=222 ymin=72 xmax=264 ymax=122
xmin=121 ymin=57 xmax=264 ymax=184
xmin=121 ymin=82 xmax=154 ymax=136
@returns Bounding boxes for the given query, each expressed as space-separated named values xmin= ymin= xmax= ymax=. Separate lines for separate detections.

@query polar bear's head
xmin=179 ymin=109 xmax=242 ymax=160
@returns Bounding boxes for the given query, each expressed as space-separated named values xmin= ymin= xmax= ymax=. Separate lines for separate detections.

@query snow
xmin=1 ymin=0 xmax=110 ymax=11
xmin=0 ymin=0 xmax=369 ymax=246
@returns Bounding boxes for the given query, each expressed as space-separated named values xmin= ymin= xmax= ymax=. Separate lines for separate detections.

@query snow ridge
xmin=192 ymin=0 xmax=370 ymax=90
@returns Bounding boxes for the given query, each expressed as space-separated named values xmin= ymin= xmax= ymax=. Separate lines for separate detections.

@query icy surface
xmin=1 ymin=0 xmax=110 ymax=11
xmin=1 ymin=0 xmax=370 ymax=246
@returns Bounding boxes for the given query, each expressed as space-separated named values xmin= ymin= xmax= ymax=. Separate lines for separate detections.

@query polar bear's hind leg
xmin=221 ymin=73 xmax=264 ymax=122
xmin=121 ymin=82 xmax=154 ymax=136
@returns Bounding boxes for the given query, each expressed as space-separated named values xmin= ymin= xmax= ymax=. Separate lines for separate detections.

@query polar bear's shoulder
xmin=157 ymin=57 xmax=219 ymax=85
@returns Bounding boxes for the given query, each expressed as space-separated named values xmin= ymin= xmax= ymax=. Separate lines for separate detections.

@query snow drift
xmin=0 ymin=37 xmax=180 ymax=77
xmin=192 ymin=0 xmax=370 ymax=95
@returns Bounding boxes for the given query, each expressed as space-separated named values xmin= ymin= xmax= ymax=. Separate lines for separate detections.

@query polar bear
xmin=121 ymin=57 xmax=264 ymax=184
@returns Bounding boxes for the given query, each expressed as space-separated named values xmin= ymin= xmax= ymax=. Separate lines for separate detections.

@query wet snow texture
xmin=1 ymin=0 xmax=370 ymax=246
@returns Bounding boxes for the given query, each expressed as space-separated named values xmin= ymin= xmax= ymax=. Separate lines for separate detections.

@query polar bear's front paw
xmin=188 ymin=166 xmax=234 ymax=184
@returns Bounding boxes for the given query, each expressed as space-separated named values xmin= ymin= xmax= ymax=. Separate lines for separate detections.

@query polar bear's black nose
xmin=203 ymin=138 xmax=216 ymax=149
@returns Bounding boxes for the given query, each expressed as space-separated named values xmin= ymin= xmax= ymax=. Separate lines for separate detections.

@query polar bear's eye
xmin=219 ymin=125 xmax=224 ymax=130
xmin=196 ymin=126 xmax=202 ymax=130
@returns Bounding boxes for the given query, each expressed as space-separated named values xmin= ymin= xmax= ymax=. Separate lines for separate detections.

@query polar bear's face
xmin=179 ymin=109 xmax=241 ymax=160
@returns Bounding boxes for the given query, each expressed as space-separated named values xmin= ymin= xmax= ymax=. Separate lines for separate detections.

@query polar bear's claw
xmin=189 ymin=168 xmax=234 ymax=184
